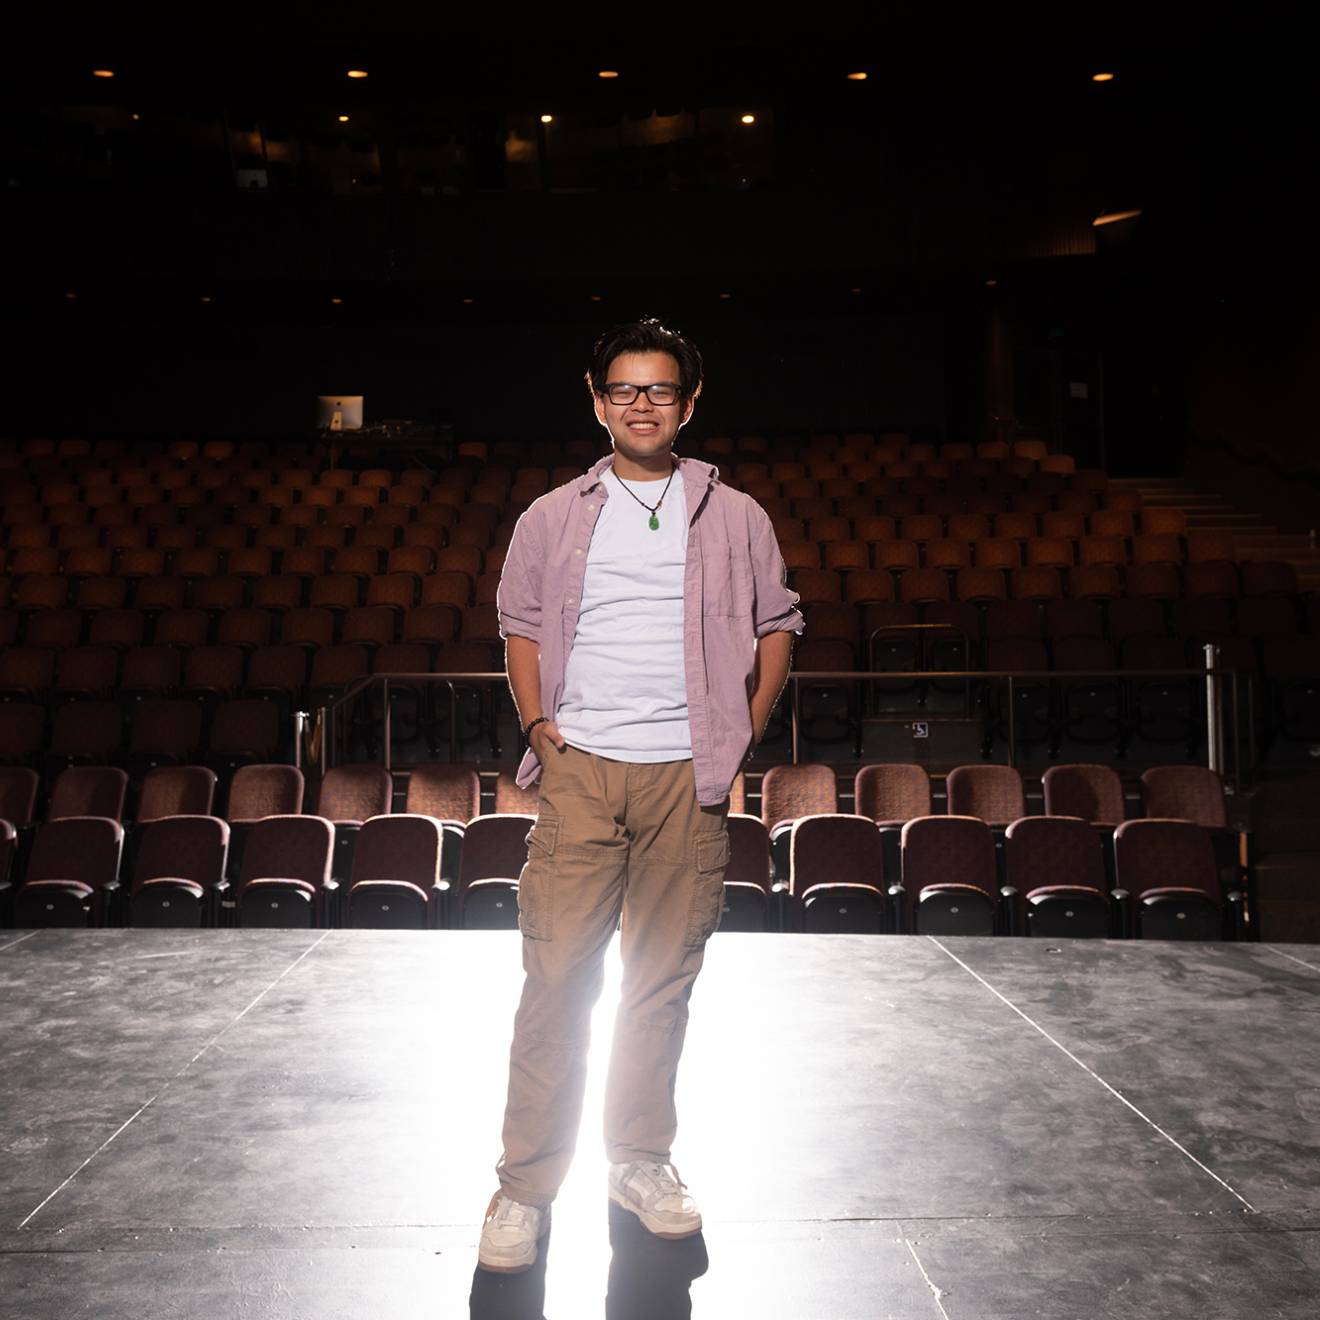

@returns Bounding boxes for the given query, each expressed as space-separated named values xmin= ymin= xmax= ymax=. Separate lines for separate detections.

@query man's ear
xmin=592 ymin=392 xmax=607 ymax=427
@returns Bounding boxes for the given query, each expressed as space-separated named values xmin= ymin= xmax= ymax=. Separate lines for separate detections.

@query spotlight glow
xmin=1093 ymin=209 xmax=1142 ymax=226
xmin=338 ymin=114 xmax=350 ymax=122
xmin=92 ymin=69 xmax=115 ymax=78
xmin=347 ymin=69 xmax=369 ymax=79
xmin=598 ymin=70 xmax=619 ymax=79
xmin=740 ymin=113 xmax=755 ymax=124
xmin=540 ymin=113 xmax=553 ymax=123
xmin=1092 ymin=71 xmax=1115 ymax=82
xmin=846 ymin=71 xmax=868 ymax=81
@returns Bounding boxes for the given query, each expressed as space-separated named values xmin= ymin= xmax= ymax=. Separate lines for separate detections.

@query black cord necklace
xmin=612 ymin=458 xmax=677 ymax=530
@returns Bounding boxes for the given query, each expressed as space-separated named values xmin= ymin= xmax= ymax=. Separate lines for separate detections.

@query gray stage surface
xmin=1 ymin=927 xmax=1318 ymax=1319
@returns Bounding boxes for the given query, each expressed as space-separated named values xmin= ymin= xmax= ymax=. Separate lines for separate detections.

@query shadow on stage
xmin=470 ymin=1202 xmax=709 ymax=1319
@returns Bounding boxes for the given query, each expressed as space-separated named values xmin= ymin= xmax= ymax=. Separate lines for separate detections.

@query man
xmin=479 ymin=317 xmax=804 ymax=1273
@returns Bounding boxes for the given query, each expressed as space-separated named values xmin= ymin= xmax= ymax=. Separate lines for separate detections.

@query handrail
xmin=317 ymin=664 xmax=1247 ymax=791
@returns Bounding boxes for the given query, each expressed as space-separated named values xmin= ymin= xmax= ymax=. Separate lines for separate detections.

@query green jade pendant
xmin=648 ymin=513 xmax=660 ymax=530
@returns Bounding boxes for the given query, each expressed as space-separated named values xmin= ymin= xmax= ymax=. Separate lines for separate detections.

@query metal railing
xmin=313 ymin=648 xmax=1248 ymax=790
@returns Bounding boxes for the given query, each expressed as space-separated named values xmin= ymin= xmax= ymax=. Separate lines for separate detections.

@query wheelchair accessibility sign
xmin=912 ymin=722 xmax=930 ymax=739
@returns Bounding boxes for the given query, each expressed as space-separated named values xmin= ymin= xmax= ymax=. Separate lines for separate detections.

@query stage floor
xmin=1 ymin=927 xmax=1318 ymax=1319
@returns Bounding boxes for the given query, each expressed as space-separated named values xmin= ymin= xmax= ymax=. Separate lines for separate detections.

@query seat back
xmin=1004 ymin=816 xmax=1107 ymax=895
xmin=1041 ymin=764 xmax=1125 ymax=825
xmin=239 ymin=815 xmax=332 ymax=890
xmin=227 ymin=764 xmax=305 ymax=822
xmin=1114 ymin=819 xmax=1221 ymax=904
xmin=406 ymin=763 xmax=481 ymax=821
xmin=900 ymin=816 xmax=997 ymax=899
xmin=853 ymin=763 xmax=931 ymax=824
xmin=318 ymin=764 xmax=394 ymax=824
xmin=133 ymin=815 xmax=229 ymax=892
xmin=1139 ymin=766 xmax=1228 ymax=829
xmin=26 ymin=817 xmax=124 ymax=889
xmin=759 ymin=763 xmax=838 ymax=832
xmin=789 ymin=814 xmax=884 ymax=897
xmin=458 ymin=814 xmax=536 ymax=887
xmin=350 ymin=814 xmax=442 ymax=891
xmin=137 ymin=765 xmax=218 ymax=822
xmin=945 ymin=764 xmax=1026 ymax=826
xmin=48 ymin=766 xmax=129 ymax=822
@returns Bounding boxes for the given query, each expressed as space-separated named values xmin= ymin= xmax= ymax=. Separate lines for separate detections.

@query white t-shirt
xmin=556 ymin=463 xmax=691 ymax=761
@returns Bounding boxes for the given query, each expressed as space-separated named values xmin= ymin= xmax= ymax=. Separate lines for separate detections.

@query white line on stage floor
xmin=16 ymin=930 xmax=333 ymax=1230
xmin=925 ymin=935 xmax=1257 ymax=1214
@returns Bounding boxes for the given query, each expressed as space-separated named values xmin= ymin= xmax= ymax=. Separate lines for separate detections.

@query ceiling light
xmin=1093 ymin=209 xmax=1142 ymax=226
xmin=598 ymin=70 xmax=619 ymax=79
xmin=64 ymin=291 xmax=78 ymax=300
xmin=850 ymin=287 xmax=862 ymax=294
xmin=338 ymin=114 xmax=350 ymax=123
xmin=131 ymin=112 xmax=140 ymax=121
xmin=541 ymin=114 xmax=553 ymax=124
xmin=200 ymin=295 xmax=212 ymax=303
xmin=718 ymin=293 xmax=732 ymax=300
xmin=331 ymin=297 xmax=343 ymax=305
xmin=347 ymin=69 xmax=368 ymax=79
xmin=740 ymin=113 xmax=755 ymax=125
xmin=1092 ymin=71 xmax=1115 ymax=82
xmin=985 ymin=279 xmax=998 ymax=287
xmin=462 ymin=297 xmax=475 ymax=304
xmin=846 ymin=71 xmax=868 ymax=81
xmin=590 ymin=295 xmax=602 ymax=302
xmin=92 ymin=69 xmax=115 ymax=78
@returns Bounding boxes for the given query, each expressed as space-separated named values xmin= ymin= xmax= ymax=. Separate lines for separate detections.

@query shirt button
xmin=575 ymin=548 xmax=583 ymax=555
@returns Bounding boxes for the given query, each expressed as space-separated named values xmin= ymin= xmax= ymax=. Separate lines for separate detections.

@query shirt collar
xmin=576 ymin=452 xmax=720 ymax=496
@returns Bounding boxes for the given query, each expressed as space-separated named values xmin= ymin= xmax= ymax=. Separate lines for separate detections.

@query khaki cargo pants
xmin=494 ymin=741 xmax=731 ymax=1209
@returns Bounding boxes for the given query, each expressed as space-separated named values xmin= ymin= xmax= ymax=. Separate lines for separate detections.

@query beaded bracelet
xmin=524 ymin=716 xmax=550 ymax=739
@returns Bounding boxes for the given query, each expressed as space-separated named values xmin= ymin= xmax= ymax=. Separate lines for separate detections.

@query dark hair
xmin=585 ymin=317 xmax=704 ymax=401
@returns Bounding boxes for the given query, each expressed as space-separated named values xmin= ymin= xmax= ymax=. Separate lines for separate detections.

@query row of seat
xmin=0 ymin=761 xmax=1243 ymax=940
xmin=780 ymin=529 xmax=1245 ymax=568
xmin=785 ymin=562 xmax=1304 ymax=606
xmin=0 ymin=568 xmax=510 ymax=616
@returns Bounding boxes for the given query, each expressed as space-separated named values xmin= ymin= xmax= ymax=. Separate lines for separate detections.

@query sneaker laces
xmin=637 ymin=1161 xmax=688 ymax=1192
xmin=484 ymin=1191 xmax=541 ymax=1228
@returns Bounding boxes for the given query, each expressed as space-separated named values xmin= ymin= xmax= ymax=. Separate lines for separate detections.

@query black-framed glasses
xmin=602 ymin=382 xmax=682 ymax=406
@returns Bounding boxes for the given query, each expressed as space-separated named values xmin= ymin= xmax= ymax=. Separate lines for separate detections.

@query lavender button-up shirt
xmin=496 ymin=453 xmax=805 ymax=806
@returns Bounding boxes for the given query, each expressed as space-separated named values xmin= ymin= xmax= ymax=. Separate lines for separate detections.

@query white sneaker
xmin=608 ymin=1161 xmax=702 ymax=1239
xmin=478 ymin=1190 xmax=551 ymax=1273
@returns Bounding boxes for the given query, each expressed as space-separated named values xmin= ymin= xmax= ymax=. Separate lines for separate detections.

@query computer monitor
xmin=317 ymin=395 xmax=364 ymax=430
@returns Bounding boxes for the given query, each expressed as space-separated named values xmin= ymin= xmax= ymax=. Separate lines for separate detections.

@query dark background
xmin=2 ymin=9 xmax=1314 ymax=496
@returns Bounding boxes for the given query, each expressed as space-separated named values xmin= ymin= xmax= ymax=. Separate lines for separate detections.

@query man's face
xmin=593 ymin=350 xmax=695 ymax=466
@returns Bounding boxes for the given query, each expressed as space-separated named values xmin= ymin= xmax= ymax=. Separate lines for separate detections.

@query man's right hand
xmin=530 ymin=720 xmax=567 ymax=761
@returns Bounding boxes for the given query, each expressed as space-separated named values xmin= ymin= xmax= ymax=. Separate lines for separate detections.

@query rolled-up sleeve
xmin=749 ymin=505 xmax=806 ymax=638
xmin=496 ymin=506 xmax=545 ymax=644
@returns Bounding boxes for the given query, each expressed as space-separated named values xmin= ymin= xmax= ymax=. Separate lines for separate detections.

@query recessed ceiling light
xmin=347 ymin=69 xmax=369 ymax=79
xmin=1093 ymin=209 xmax=1142 ymax=226
xmin=92 ymin=69 xmax=115 ymax=78
xmin=985 ymin=279 xmax=998 ymax=287
xmin=1092 ymin=71 xmax=1115 ymax=82
xmin=64 ymin=291 xmax=78 ymax=300
xmin=740 ymin=113 xmax=755 ymax=125
xmin=590 ymin=295 xmax=602 ymax=302
xmin=462 ymin=297 xmax=475 ymax=304
xmin=338 ymin=114 xmax=350 ymax=123
xmin=540 ymin=114 xmax=554 ymax=124
xmin=200 ymin=295 xmax=212 ymax=303
xmin=598 ymin=70 xmax=619 ymax=79
xmin=131 ymin=112 xmax=140 ymax=121
xmin=850 ymin=287 xmax=862 ymax=294
xmin=718 ymin=292 xmax=732 ymax=300
xmin=846 ymin=71 xmax=868 ymax=81
xmin=331 ymin=297 xmax=343 ymax=305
